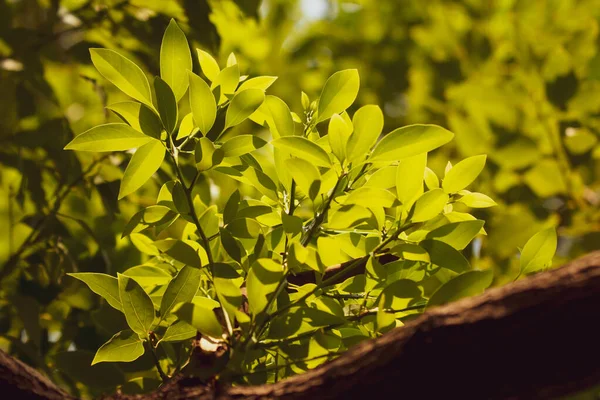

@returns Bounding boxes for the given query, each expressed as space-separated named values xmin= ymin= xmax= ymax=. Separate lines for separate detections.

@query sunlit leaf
xmin=160 ymin=266 xmax=202 ymax=319
xmin=107 ymin=102 xmax=162 ymax=139
xmin=154 ymin=76 xmax=178 ymax=134
xmin=246 ymin=259 xmax=284 ymax=316
xmin=118 ymin=274 xmax=156 ymax=337
xmin=224 ymin=89 xmax=265 ymax=130
xmin=272 ymin=136 xmax=332 ymax=168
xmin=317 ymin=69 xmax=360 ymax=122
xmin=221 ymin=135 xmax=267 ymax=157
xmin=411 ymin=189 xmax=449 ymax=223
xmin=173 ymin=302 xmax=223 ymax=338
xmin=90 ymin=48 xmax=153 ymax=108
xmin=197 ymin=49 xmax=220 ymax=82
xmin=92 ymin=330 xmax=145 ymax=365
xmin=64 ymin=123 xmax=153 ymax=152
xmin=160 ymin=19 xmax=192 ymax=101
xmin=119 ymin=140 xmax=165 ymax=199
xmin=370 ymin=124 xmax=454 ymax=163
xmin=346 ymin=105 xmax=384 ymax=163
xmin=520 ymin=227 xmax=557 ymax=274
xmin=427 ymin=270 xmax=493 ymax=308
xmin=442 ymin=155 xmax=487 ymax=194
xmin=188 ymin=71 xmax=217 ymax=135
xmin=67 ymin=273 xmax=122 ymax=311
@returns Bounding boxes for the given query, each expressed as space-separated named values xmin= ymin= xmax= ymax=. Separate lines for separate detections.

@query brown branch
xmin=2 ymin=251 xmax=600 ymax=399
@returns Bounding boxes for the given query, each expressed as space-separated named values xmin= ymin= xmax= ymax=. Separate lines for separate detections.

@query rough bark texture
xmin=2 ymin=251 xmax=600 ymax=400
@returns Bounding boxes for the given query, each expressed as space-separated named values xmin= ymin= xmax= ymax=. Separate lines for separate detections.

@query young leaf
xmin=197 ymin=49 xmax=220 ymax=82
xmin=427 ymin=270 xmax=493 ymax=308
xmin=346 ymin=105 xmax=384 ymax=163
xmin=119 ymin=139 xmax=165 ymax=199
xmin=246 ymin=259 xmax=284 ymax=316
xmin=345 ymin=187 xmax=398 ymax=209
xmin=520 ymin=227 xmax=557 ymax=274
xmin=457 ymin=191 xmax=497 ymax=208
xmin=118 ymin=274 xmax=155 ymax=338
xmin=177 ymin=113 xmax=198 ymax=140
xmin=442 ymin=155 xmax=487 ymax=194
xmin=160 ymin=19 xmax=192 ymax=102
xmin=195 ymin=137 xmax=223 ymax=171
xmin=160 ymin=266 xmax=202 ymax=319
xmin=285 ymin=158 xmax=321 ymax=200
xmin=64 ymin=123 xmax=153 ymax=152
xmin=173 ymin=302 xmax=223 ymax=338
xmin=425 ymin=220 xmax=485 ymax=250
xmin=90 ymin=48 xmax=153 ymax=108
xmin=253 ymin=95 xmax=294 ymax=138
xmin=396 ymin=153 xmax=427 ymax=208
xmin=328 ymin=114 xmax=351 ymax=163
xmin=188 ymin=71 xmax=217 ymax=135
xmin=211 ymin=64 xmax=240 ymax=104
xmin=67 ymin=273 xmax=122 ymax=311
xmin=107 ymin=102 xmax=162 ymax=139
xmin=272 ymin=137 xmax=332 ymax=168
xmin=153 ymin=77 xmax=178 ymax=134
xmin=221 ymin=135 xmax=267 ymax=157
xmin=369 ymin=124 xmax=454 ymax=163
xmin=317 ymin=69 xmax=360 ymax=122
xmin=411 ymin=189 xmax=449 ymax=223
xmin=92 ymin=330 xmax=145 ymax=365
xmin=224 ymin=89 xmax=265 ymax=130
xmin=238 ymin=76 xmax=278 ymax=92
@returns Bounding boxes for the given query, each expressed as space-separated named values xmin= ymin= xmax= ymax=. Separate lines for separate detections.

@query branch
xmin=2 ymin=251 xmax=600 ymax=399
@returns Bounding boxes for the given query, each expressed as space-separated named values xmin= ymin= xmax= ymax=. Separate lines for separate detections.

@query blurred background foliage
xmin=1 ymin=0 xmax=600 ymax=397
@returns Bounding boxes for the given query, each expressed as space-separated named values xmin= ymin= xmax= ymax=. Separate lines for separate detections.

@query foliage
xmin=61 ymin=20 xmax=555 ymax=390
xmin=0 ymin=0 xmax=590 ymax=397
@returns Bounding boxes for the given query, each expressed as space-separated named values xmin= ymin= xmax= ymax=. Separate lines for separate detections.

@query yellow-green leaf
xmin=67 ymin=273 xmax=122 ymax=311
xmin=160 ymin=19 xmax=192 ymax=102
xmin=225 ymin=89 xmax=265 ymax=130
xmin=221 ymin=135 xmax=267 ymax=157
xmin=90 ymin=48 xmax=153 ymax=108
xmin=520 ymin=227 xmax=557 ymax=274
xmin=119 ymin=140 xmax=165 ymax=199
xmin=154 ymin=77 xmax=178 ymax=134
xmin=411 ymin=189 xmax=449 ymax=223
xmin=173 ymin=302 xmax=223 ymax=338
xmin=317 ymin=69 xmax=360 ymax=122
xmin=92 ymin=330 xmax=144 ymax=365
xmin=107 ymin=102 xmax=162 ymax=139
xmin=197 ymin=49 xmax=220 ymax=82
xmin=246 ymin=259 xmax=284 ymax=316
xmin=346 ymin=105 xmax=384 ymax=163
xmin=118 ymin=274 xmax=155 ymax=338
xmin=188 ymin=71 xmax=217 ymax=135
xmin=427 ymin=270 xmax=493 ymax=308
xmin=272 ymin=136 xmax=332 ymax=168
xmin=64 ymin=123 xmax=153 ymax=152
xmin=370 ymin=124 xmax=454 ymax=163
xmin=442 ymin=155 xmax=487 ymax=194
xmin=396 ymin=153 xmax=427 ymax=209
xmin=160 ymin=266 xmax=201 ymax=319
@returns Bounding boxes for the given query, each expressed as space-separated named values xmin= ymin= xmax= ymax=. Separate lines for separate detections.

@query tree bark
xmin=2 ymin=251 xmax=600 ymax=400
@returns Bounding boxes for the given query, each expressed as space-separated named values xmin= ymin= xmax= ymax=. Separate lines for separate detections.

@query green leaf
xmin=119 ymin=139 xmax=165 ymax=199
xmin=427 ymin=270 xmax=493 ymax=308
xmin=426 ymin=220 xmax=485 ymax=250
xmin=520 ymin=227 xmax=557 ymax=274
xmin=107 ymin=102 xmax=162 ymax=139
xmin=252 ymin=95 xmax=295 ymax=138
xmin=90 ymin=48 xmax=153 ymax=108
xmin=411 ymin=189 xmax=449 ymax=223
xmin=160 ymin=320 xmax=197 ymax=343
xmin=221 ymin=135 xmax=267 ymax=157
xmin=195 ymin=137 xmax=223 ymax=171
xmin=177 ymin=113 xmax=198 ymax=140
xmin=188 ymin=72 xmax=217 ymax=135
xmin=442 ymin=155 xmax=487 ymax=194
xmin=396 ymin=153 xmax=427 ymax=208
xmin=456 ymin=191 xmax=497 ymax=208
xmin=122 ymin=265 xmax=172 ymax=287
xmin=67 ymin=273 xmax=122 ymax=311
xmin=173 ymin=302 xmax=223 ymax=338
xmin=317 ymin=69 xmax=360 ymax=122
xmin=424 ymin=167 xmax=439 ymax=189
xmin=379 ymin=279 xmax=424 ymax=310
xmin=92 ymin=330 xmax=145 ymax=365
xmin=160 ymin=266 xmax=202 ymax=318
xmin=153 ymin=77 xmax=178 ymax=134
xmin=285 ymin=158 xmax=321 ymax=200
xmin=160 ymin=19 xmax=192 ymax=102
xmin=238 ymin=76 xmax=278 ymax=92
xmin=272 ymin=137 xmax=332 ymax=168
xmin=246 ymin=259 xmax=284 ymax=316
xmin=118 ymin=274 xmax=155 ymax=338
xmin=224 ymin=89 xmax=265 ymax=130
xmin=345 ymin=187 xmax=398 ymax=209
xmin=211 ymin=64 xmax=239 ymax=104
xmin=154 ymin=239 xmax=202 ymax=269
xmin=64 ymin=123 xmax=153 ymax=152
xmin=197 ymin=49 xmax=220 ymax=82
xmin=328 ymin=114 xmax=351 ymax=163
xmin=346 ymin=105 xmax=384 ymax=163
xmin=227 ymin=217 xmax=262 ymax=239
xmin=369 ymin=124 xmax=454 ymax=163
xmin=420 ymin=240 xmax=470 ymax=274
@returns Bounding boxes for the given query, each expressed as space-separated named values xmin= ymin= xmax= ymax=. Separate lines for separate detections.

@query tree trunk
xmin=2 ymin=251 xmax=600 ymax=400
